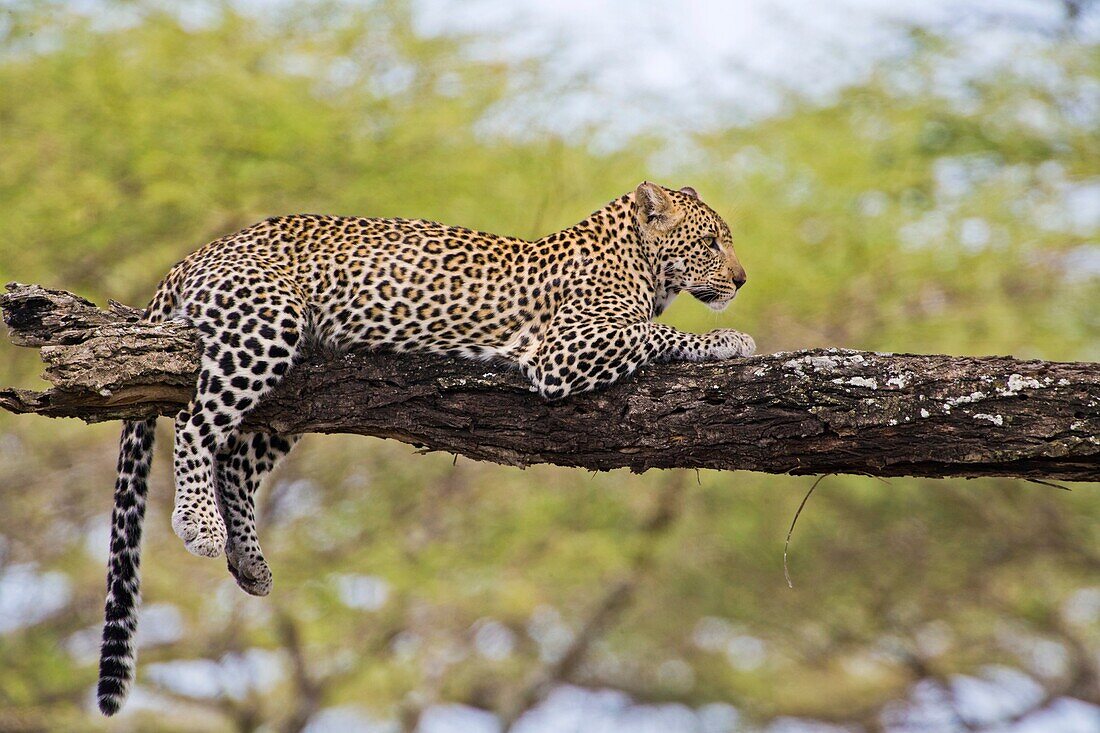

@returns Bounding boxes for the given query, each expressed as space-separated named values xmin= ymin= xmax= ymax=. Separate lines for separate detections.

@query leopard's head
xmin=632 ymin=181 xmax=747 ymax=312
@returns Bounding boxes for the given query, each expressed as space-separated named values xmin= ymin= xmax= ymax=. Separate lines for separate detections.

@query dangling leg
xmin=172 ymin=294 xmax=304 ymax=557
xmin=172 ymin=402 xmax=230 ymax=557
xmin=216 ymin=431 xmax=300 ymax=596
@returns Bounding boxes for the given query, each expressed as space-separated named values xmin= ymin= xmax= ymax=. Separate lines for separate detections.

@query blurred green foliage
xmin=0 ymin=2 xmax=1097 ymax=731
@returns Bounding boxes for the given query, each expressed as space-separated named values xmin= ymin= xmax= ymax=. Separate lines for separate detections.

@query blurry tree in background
xmin=0 ymin=1 xmax=1097 ymax=731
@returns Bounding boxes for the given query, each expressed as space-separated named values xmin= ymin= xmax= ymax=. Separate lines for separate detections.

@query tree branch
xmin=1 ymin=283 xmax=1097 ymax=481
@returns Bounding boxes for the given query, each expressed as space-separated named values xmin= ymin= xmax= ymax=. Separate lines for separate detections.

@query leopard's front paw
xmin=736 ymin=331 xmax=756 ymax=356
xmin=709 ymin=329 xmax=755 ymax=360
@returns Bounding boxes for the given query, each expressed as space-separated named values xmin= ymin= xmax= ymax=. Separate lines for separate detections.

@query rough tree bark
xmin=1 ymin=283 xmax=1097 ymax=482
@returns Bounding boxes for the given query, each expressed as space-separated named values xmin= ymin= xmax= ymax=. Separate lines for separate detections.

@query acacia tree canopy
xmin=0 ymin=3 xmax=1097 ymax=732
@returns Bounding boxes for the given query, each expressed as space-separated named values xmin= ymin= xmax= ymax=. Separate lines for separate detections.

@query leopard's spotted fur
xmin=96 ymin=182 xmax=752 ymax=715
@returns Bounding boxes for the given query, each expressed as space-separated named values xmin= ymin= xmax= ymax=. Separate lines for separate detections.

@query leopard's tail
xmin=97 ymin=417 xmax=157 ymax=716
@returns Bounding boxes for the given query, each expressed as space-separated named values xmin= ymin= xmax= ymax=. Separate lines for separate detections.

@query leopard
xmin=96 ymin=181 xmax=753 ymax=715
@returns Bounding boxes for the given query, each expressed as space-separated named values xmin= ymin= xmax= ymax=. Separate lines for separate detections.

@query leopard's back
xmin=156 ymin=214 xmax=578 ymax=361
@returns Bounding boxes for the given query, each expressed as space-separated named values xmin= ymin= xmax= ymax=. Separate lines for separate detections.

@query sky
xmin=60 ymin=0 xmax=1100 ymax=146
xmin=406 ymin=0 xmax=1099 ymax=147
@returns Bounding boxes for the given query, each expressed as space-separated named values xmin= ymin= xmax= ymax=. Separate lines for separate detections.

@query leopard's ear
xmin=634 ymin=181 xmax=683 ymax=236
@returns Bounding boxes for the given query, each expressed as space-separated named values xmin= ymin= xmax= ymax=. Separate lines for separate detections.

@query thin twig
xmin=783 ymin=474 xmax=829 ymax=589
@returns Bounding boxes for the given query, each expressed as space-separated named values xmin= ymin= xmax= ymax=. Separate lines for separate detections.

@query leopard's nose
xmin=733 ymin=268 xmax=747 ymax=289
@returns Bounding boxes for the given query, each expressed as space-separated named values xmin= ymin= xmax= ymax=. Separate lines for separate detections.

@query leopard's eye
xmin=707 ymin=238 xmax=722 ymax=252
